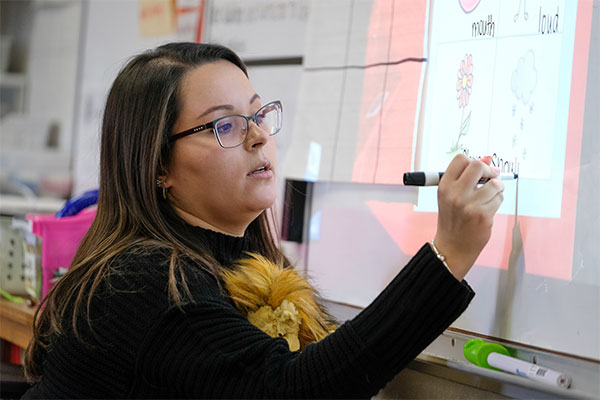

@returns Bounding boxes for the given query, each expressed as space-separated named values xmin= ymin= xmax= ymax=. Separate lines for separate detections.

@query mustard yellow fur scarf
xmin=222 ymin=253 xmax=336 ymax=351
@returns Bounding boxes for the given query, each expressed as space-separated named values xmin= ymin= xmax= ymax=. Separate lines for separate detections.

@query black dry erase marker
xmin=403 ymin=171 xmax=518 ymax=186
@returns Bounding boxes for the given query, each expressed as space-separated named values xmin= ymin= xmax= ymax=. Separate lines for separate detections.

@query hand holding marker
xmin=403 ymin=155 xmax=518 ymax=186
xmin=403 ymin=171 xmax=517 ymax=186
xmin=464 ymin=339 xmax=571 ymax=389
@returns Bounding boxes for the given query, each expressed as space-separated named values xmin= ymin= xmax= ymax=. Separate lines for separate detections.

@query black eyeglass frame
xmin=169 ymin=100 xmax=282 ymax=148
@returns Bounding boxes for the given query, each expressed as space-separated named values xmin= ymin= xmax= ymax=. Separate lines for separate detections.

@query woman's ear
xmin=156 ymin=171 xmax=171 ymax=201
xmin=157 ymin=171 xmax=171 ymax=189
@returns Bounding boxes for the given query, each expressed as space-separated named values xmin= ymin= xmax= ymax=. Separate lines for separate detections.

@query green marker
xmin=0 ymin=287 xmax=25 ymax=303
xmin=464 ymin=339 xmax=571 ymax=389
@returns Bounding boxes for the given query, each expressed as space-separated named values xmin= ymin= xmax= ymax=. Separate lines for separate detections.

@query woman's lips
xmin=248 ymin=161 xmax=273 ymax=179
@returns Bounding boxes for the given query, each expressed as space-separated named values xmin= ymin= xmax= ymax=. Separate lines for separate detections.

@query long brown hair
xmin=24 ymin=42 xmax=288 ymax=382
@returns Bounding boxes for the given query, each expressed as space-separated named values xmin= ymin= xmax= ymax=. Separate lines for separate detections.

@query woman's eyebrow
xmin=197 ymin=94 xmax=261 ymax=120
xmin=198 ymin=104 xmax=234 ymax=119
xmin=249 ymin=93 xmax=260 ymax=104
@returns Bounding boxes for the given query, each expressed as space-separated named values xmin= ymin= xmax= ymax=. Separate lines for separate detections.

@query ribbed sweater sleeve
xmin=350 ymin=243 xmax=475 ymax=384
xmin=131 ymin=243 xmax=474 ymax=398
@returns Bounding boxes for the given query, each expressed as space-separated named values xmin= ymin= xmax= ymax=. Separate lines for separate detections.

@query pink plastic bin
xmin=26 ymin=208 xmax=96 ymax=298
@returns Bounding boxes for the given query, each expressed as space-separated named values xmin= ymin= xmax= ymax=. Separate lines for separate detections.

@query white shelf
xmin=0 ymin=194 xmax=64 ymax=216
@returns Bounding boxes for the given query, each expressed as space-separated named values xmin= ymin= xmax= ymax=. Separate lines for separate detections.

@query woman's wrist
xmin=429 ymin=240 xmax=469 ymax=281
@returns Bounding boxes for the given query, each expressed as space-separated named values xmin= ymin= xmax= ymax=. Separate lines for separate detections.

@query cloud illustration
xmin=511 ymin=50 xmax=537 ymax=105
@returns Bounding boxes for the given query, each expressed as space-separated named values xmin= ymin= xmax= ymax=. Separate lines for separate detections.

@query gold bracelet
xmin=429 ymin=241 xmax=452 ymax=274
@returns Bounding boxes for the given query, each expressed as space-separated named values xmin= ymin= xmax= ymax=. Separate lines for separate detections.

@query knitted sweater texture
xmin=23 ymin=226 xmax=474 ymax=398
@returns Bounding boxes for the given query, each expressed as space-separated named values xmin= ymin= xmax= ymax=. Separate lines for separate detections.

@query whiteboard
xmin=285 ymin=0 xmax=600 ymax=361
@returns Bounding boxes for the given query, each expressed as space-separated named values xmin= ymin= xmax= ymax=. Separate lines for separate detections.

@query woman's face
xmin=164 ymin=60 xmax=277 ymax=236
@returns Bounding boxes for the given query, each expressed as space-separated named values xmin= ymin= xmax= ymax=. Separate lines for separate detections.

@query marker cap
xmin=464 ymin=339 xmax=511 ymax=371
xmin=403 ymin=171 xmax=442 ymax=186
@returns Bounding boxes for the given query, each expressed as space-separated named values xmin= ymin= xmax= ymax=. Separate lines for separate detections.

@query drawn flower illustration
xmin=449 ymin=54 xmax=474 ymax=154
xmin=456 ymin=54 xmax=473 ymax=108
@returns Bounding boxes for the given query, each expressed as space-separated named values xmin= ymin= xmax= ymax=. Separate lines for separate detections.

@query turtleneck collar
xmin=187 ymin=225 xmax=250 ymax=267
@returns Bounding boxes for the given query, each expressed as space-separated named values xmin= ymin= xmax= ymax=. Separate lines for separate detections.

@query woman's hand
xmin=433 ymin=154 xmax=504 ymax=281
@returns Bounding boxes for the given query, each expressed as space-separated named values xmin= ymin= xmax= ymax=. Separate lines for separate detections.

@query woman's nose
xmin=243 ymin=120 xmax=269 ymax=150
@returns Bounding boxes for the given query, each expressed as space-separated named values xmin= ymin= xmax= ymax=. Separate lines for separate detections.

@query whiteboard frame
xmin=322 ymin=299 xmax=600 ymax=398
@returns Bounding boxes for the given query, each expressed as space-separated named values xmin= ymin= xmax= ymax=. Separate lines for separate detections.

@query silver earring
xmin=156 ymin=179 xmax=168 ymax=200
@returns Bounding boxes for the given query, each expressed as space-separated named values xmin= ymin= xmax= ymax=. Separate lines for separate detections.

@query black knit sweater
xmin=23 ymin=226 xmax=474 ymax=398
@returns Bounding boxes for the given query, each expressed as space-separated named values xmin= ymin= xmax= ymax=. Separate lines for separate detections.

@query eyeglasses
xmin=170 ymin=100 xmax=283 ymax=148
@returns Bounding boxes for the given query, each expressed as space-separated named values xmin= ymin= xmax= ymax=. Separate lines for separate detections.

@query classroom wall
xmin=72 ymin=0 xmax=195 ymax=195
xmin=1 ymin=0 xmax=81 ymax=198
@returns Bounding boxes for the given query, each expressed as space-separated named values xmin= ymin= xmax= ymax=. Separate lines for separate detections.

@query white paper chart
xmin=416 ymin=0 xmax=572 ymax=219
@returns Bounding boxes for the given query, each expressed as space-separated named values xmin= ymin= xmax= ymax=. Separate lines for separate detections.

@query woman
xmin=23 ymin=42 xmax=504 ymax=398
